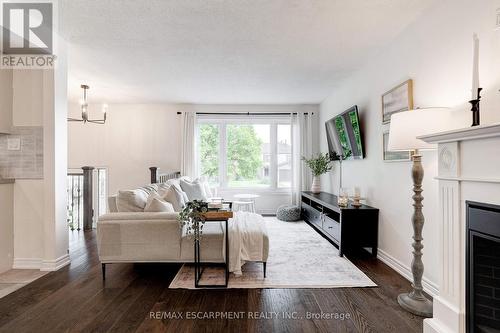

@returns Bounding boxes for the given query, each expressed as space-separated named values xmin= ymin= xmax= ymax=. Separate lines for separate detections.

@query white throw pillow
xmin=180 ymin=178 xmax=207 ymax=201
xmin=116 ymin=189 xmax=148 ymax=212
xmin=203 ymin=181 xmax=213 ymax=198
xmin=156 ymin=183 xmax=171 ymax=196
xmin=164 ymin=185 xmax=186 ymax=211
xmin=144 ymin=193 xmax=175 ymax=212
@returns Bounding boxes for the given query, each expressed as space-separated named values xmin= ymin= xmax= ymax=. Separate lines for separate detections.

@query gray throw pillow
xmin=116 ymin=189 xmax=148 ymax=212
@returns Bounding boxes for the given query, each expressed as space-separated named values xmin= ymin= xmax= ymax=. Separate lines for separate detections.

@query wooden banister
xmin=82 ymin=166 xmax=94 ymax=230
xmin=149 ymin=167 xmax=181 ymax=184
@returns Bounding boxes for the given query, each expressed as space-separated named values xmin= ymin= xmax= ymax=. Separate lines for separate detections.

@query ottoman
xmin=276 ymin=204 xmax=301 ymax=222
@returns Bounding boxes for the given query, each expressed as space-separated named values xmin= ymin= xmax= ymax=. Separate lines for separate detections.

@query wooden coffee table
xmin=194 ymin=210 xmax=233 ymax=288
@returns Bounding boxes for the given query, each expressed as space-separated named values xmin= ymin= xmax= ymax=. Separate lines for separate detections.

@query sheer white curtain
xmin=291 ymin=112 xmax=314 ymax=205
xmin=180 ymin=112 xmax=197 ymax=178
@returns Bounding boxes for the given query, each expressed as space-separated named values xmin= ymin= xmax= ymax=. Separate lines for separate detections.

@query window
xmin=277 ymin=124 xmax=292 ymax=188
xmin=197 ymin=117 xmax=292 ymax=190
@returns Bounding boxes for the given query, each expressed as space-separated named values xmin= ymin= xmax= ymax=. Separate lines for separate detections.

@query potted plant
xmin=302 ymin=153 xmax=333 ymax=194
xmin=178 ymin=200 xmax=209 ymax=241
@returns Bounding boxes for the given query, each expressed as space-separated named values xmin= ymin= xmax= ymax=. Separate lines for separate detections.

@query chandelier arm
xmin=87 ymin=119 xmax=106 ymax=124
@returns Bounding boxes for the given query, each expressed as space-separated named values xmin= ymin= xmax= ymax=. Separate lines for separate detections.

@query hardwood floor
xmin=0 ymin=230 xmax=427 ymax=333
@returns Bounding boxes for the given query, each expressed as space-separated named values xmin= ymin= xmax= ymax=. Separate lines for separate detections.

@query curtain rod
xmin=176 ymin=112 xmax=313 ymax=115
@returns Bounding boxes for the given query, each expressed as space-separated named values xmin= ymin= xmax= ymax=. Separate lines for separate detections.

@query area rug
xmin=169 ymin=217 xmax=376 ymax=289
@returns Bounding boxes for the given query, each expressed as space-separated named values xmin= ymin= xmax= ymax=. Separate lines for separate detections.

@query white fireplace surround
xmin=419 ymin=123 xmax=500 ymax=333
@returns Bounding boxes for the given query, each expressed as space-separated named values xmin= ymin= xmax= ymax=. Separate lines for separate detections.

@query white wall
xmin=68 ymin=103 xmax=318 ymax=214
xmin=12 ymin=70 xmax=46 ymax=268
xmin=319 ymin=0 xmax=500 ymax=293
xmin=0 ymin=184 xmax=14 ymax=273
xmin=0 ymin=69 xmax=13 ymax=133
xmin=0 ymin=70 xmax=14 ymax=274
xmin=12 ymin=55 xmax=70 ymax=270
xmin=68 ymin=103 xmax=182 ymax=196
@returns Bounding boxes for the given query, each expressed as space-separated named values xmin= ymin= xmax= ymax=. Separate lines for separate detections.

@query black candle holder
xmin=469 ymin=87 xmax=482 ymax=127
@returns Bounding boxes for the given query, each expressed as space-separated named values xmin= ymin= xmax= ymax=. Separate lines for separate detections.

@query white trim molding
xmin=418 ymin=122 xmax=500 ymax=143
xmin=377 ymin=249 xmax=439 ymax=297
xmin=12 ymin=258 xmax=43 ymax=269
xmin=41 ymin=254 xmax=71 ymax=271
xmin=13 ymin=254 xmax=71 ymax=271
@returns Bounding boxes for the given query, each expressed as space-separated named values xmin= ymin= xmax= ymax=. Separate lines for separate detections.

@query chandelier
xmin=68 ymin=84 xmax=107 ymax=124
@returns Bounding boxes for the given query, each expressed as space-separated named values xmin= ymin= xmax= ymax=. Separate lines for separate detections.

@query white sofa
xmin=97 ymin=183 xmax=269 ymax=279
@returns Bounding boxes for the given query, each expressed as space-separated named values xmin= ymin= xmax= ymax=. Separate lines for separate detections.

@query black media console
xmin=301 ymin=191 xmax=379 ymax=257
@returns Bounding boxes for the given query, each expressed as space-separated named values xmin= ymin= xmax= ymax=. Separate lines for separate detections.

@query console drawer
xmin=302 ymin=203 xmax=322 ymax=228
xmin=323 ymin=215 xmax=340 ymax=241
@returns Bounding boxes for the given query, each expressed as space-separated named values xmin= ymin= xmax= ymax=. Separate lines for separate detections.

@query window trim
xmin=197 ymin=118 xmax=292 ymax=191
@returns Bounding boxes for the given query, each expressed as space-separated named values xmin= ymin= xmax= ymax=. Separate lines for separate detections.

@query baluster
xmin=82 ymin=167 xmax=95 ymax=230
xmin=76 ymin=176 xmax=81 ymax=231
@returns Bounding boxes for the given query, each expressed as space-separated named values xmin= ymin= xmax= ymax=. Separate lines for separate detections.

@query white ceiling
xmin=61 ymin=0 xmax=436 ymax=104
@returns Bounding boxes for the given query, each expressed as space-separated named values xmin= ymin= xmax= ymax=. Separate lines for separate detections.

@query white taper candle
xmin=472 ymin=33 xmax=479 ymax=99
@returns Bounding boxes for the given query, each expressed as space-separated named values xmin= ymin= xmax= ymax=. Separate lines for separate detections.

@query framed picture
xmin=382 ymin=131 xmax=413 ymax=162
xmin=381 ymin=79 xmax=413 ymax=124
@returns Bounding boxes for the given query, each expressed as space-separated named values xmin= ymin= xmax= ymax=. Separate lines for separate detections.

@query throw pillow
xmin=156 ymin=183 xmax=171 ymax=196
xmin=141 ymin=184 xmax=158 ymax=195
xmin=179 ymin=178 xmax=207 ymax=201
xmin=203 ymin=181 xmax=213 ymax=198
xmin=116 ymin=189 xmax=148 ymax=212
xmin=144 ymin=193 xmax=175 ymax=212
xmin=164 ymin=185 xmax=186 ymax=211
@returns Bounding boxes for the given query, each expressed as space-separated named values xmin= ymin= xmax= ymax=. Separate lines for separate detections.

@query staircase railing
xmin=67 ymin=166 xmax=96 ymax=231
xmin=67 ymin=172 xmax=84 ymax=231
xmin=149 ymin=167 xmax=181 ymax=184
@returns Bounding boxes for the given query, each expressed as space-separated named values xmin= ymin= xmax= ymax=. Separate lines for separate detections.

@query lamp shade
xmin=387 ymin=108 xmax=451 ymax=151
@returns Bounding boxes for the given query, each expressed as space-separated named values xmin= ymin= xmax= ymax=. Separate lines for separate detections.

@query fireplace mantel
xmin=419 ymin=123 xmax=500 ymax=333
xmin=419 ymin=123 xmax=500 ymax=144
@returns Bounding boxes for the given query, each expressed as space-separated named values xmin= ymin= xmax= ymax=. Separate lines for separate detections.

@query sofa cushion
xmin=108 ymin=195 xmax=118 ymax=213
xmin=164 ymin=185 xmax=186 ymax=212
xmin=180 ymin=178 xmax=207 ymax=201
xmin=116 ymin=189 xmax=148 ymax=212
xmin=144 ymin=193 xmax=175 ymax=212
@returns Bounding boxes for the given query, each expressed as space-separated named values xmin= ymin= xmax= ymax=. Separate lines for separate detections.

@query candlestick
xmin=469 ymin=87 xmax=482 ymax=127
xmin=472 ymin=33 xmax=479 ymax=99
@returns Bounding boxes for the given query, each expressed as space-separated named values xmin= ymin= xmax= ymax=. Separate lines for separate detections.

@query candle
xmin=471 ymin=33 xmax=479 ymax=99
xmin=354 ymin=187 xmax=360 ymax=198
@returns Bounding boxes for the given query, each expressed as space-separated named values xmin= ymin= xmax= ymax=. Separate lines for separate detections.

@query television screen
xmin=325 ymin=105 xmax=364 ymax=160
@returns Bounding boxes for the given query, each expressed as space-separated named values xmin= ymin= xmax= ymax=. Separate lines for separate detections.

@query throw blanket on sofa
xmin=225 ymin=211 xmax=267 ymax=275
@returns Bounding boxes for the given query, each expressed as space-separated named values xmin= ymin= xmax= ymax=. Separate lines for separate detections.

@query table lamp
xmin=388 ymin=107 xmax=452 ymax=317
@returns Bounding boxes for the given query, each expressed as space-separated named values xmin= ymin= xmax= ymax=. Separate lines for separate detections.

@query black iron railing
xmin=67 ymin=172 xmax=84 ymax=231
xmin=67 ymin=166 xmax=107 ymax=231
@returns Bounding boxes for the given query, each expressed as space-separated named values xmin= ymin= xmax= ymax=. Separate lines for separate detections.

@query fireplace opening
xmin=467 ymin=201 xmax=500 ymax=333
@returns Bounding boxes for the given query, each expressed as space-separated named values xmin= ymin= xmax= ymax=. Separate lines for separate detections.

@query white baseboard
xmin=377 ymin=249 xmax=439 ymax=297
xmin=41 ymin=254 xmax=70 ymax=271
xmin=13 ymin=254 xmax=70 ymax=271
xmin=12 ymin=258 xmax=43 ymax=269
xmin=258 ymin=210 xmax=277 ymax=215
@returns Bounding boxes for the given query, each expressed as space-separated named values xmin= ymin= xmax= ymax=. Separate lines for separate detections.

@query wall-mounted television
xmin=325 ymin=105 xmax=364 ymax=160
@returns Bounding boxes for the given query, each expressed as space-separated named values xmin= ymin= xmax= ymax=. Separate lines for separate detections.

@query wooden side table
xmin=194 ymin=211 xmax=233 ymax=288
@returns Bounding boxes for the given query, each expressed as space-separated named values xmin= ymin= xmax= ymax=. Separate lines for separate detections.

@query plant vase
xmin=311 ymin=176 xmax=321 ymax=194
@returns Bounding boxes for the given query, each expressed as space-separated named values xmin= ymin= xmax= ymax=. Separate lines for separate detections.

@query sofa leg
xmin=263 ymin=262 xmax=266 ymax=278
xmin=102 ymin=263 xmax=106 ymax=280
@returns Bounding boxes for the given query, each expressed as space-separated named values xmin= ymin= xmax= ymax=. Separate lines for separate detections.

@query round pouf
xmin=276 ymin=204 xmax=301 ymax=222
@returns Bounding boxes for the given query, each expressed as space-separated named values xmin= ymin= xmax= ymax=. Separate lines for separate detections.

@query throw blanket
xmin=224 ymin=211 xmax=267 ymax=275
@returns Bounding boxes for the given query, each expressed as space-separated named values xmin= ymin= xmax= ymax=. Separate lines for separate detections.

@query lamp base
xmin=397 ymin=292 xmax=433 ymax=318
